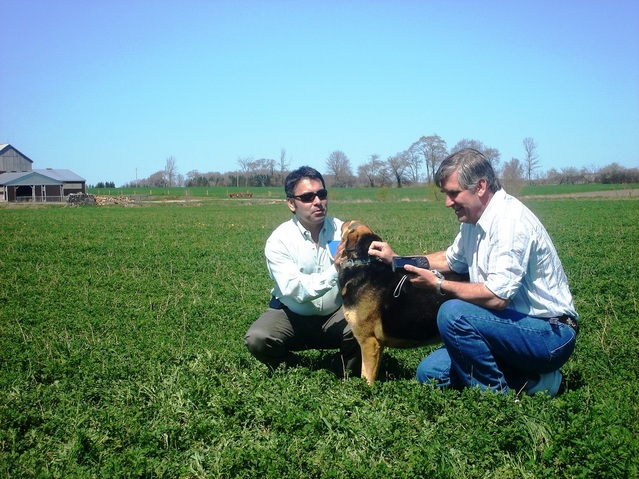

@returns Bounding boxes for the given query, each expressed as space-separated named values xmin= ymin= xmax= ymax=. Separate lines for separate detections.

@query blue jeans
xmin=416 ymin=300 xmax=577 ymax=394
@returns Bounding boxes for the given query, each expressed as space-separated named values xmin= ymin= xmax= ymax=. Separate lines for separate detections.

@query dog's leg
xmin=359 ymin=337 xmax=384 ymax=386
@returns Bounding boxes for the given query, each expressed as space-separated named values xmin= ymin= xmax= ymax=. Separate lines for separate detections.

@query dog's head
xmin=336 ymin=220 xmax=382 ymax=266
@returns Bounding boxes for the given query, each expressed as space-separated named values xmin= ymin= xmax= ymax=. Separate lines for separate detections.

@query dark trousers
xmin=244 ymin=305 xmax=361 ymax=376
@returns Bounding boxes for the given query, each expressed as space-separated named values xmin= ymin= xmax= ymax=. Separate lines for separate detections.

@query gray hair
xmin=435 ymin=148 xmax=501 ymax=193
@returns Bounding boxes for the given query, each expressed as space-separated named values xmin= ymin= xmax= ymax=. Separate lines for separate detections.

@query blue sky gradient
xmin=2 ymin=0 xmax=638 ymax=186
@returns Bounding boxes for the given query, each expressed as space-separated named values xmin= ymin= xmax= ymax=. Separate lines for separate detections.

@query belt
xmin=556 ymin=315 xmax=579 ymax=335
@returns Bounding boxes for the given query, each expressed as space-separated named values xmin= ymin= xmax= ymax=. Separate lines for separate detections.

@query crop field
xmin=1 ymin=191 xmax=638 ymax=478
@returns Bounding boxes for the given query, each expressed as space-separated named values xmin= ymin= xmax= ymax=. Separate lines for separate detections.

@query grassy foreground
xmin=1 ymin=194 xmax=638 ymax=478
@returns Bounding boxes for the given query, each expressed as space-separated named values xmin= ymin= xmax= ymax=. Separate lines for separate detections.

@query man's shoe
xmin=527 ymin=370 xmax=562 ymax=398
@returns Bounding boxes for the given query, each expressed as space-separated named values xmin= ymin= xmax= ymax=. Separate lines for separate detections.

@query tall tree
xmin=404 ymin=147 xmax=421 ymax=184
xmin=358 ymin=154 xmax=387 ymax=187
xmin=278 ymin=148 xmax=291 ymax=185
xmin=451 ymin=139 xmax=501 ymax=174
xmin=482 ymin=147 xmax=502 ymax=176
xmin=237 ymin=156 xmax=253 ymax=187
xmin=325 ymin=150 xmax=354 ymax=187
xmin=502 ymin=157 xmax=524 ymax=184
xmin=165 ymin=156 xmax=178 ymax=187
xmin=451 ymin=138 xmax=484 ymax=153
xmin=410 ymin=134 xmax=448 ymax=184
xmin=522 ymin=137 xmax=540 ymax=184
xmin=248 ymin=158 xmax=275 ymax=187
xmin=387 ymin=152 xmax=409 ymax=188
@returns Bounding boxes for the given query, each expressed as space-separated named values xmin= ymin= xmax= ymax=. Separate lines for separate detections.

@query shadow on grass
xmin=295 ymin=350 xmax=587 ymax=395
xmin=293 ymin=350 xmax=417 ymax=383
xmin=558 ymin=369 xmax=586 ymax=396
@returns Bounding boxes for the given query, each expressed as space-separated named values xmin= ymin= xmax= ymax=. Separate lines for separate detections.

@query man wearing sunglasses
xmin=244 ymin=166 xmax=361 ymax=378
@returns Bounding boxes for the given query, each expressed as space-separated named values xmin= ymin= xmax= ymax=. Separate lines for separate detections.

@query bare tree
xmin=271 ymin=148 xmax=291 ymax=186
xmin=279 ymin=148 xmax=291 ymax=173
xmin=165 ymin=156 xmax=178 ymax=187
xmin=451 ymin=139 xmax=501 ymax=174
xmin=325 ymin=150 xmax=354 ymax=187
xmin=148 ymin=170 xmax=167 ymax=187
xmin=249 ymin=158 xmax=275 ymax=186
xmin=523 ymin=137 xmax=540 ymax=184
xmin=387 ymin=152 xmax=409 ymax=188
xmin=237 ymin=156 xmax=253 ymax=187
xmin=410 ymin=134 xmax=448 ymax=184
xmin=404 ymin=147 xmax=421 ymax=184
xmin=358 ymin=154 xmax=387 ymax=187
xmin=502 ymin=157 xmax=524 ymax=184
xmin=451 ymin=138 xmax=484 ymax=153
xmin=482 ymin=147 xmax=502 ymax=177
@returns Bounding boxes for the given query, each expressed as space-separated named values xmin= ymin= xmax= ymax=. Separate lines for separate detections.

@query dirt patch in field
xmin=523 ymin=189 xmax=638 ymax=199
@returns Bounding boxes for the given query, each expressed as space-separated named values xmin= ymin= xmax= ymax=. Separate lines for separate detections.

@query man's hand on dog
xmin=368 ymin=241 xmax=398 ymax=264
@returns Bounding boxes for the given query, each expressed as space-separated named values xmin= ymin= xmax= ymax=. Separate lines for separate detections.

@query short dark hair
xmin=435 ymin=148 xmax=502 ymax=193
xmin=285 ymin=166 xmax=326 ymax=198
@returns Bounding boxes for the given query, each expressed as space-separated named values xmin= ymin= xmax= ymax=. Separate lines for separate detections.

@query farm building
xmin=0 ymin=144 xmax=86 ymax=202
xmin=0 ymin=144 xmax=34 ymax=173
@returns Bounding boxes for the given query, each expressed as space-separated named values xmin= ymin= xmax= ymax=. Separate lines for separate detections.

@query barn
xmin=0 ymin=144 xmax=86 ymax=202
xmin=0 ymin=144 xmax=34 ymax=172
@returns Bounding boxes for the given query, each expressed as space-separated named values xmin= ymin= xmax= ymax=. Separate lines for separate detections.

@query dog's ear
xmin=341 ymin=220 xmax=360 ymax=241
xmin=340 ymin=221 xmax=358 ymax=250
xmin=341 ymin=221 xmax=379 ymax=255
xmin=343 ymin=220 xmax=361 ymax=234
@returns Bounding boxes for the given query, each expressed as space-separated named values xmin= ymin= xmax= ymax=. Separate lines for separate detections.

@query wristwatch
xmin=431 ymin=270 xmax=445 ymax=297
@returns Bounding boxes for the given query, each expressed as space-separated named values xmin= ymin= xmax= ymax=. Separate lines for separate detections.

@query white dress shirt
xmin=446 ymin=189 xmax=578 ymax=319
xmin=265 ymin=216 xmax=343 ymax=316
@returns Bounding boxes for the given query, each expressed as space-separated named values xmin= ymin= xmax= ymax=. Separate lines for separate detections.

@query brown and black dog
xmin=336 ymin=220 xmax=465 ymax=385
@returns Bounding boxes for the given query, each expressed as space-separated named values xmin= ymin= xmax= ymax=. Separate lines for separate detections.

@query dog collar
xmin=340 ymin=258 xmax=377 ymax=269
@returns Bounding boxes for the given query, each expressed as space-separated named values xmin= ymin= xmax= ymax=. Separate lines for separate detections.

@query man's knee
xmin=243 ymin=328 xmax=258 ymax=354
xmin=416 ymin=347 xmax=451 ymax=385
xmin=244 ymin=322 xmax=274 ymax=356
xmin=437 ymin=299 xmax=465 ymax=331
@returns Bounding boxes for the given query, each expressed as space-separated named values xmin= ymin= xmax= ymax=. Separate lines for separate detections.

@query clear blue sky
xmin=2 ymin=0 xmax=638 ymax=186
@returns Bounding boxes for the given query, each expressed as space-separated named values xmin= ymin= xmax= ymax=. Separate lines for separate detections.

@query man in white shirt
xmin=368 ymin=149 xmax=578 ymax=397
xmin=244 ymin=166 xmax=361 ymax=377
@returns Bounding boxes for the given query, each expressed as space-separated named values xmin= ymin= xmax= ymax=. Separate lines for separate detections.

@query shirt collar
xmin=476 ymin=188 xmax=507 ymax=232
xmin=292 ymin=216 xmax=327 ymax=240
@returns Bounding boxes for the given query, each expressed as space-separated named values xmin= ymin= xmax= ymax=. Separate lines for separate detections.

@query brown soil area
xmin=524 ymin=189 xmax=638 ymax=199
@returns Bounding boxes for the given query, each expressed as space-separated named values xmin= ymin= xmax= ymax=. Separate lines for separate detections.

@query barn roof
xmin=0 ymin=169 xmax=85 ymax=186
xmin=33 ymin=168 xmax=85 ymax=182
xmin=0 ymin=144 xmax=34 ymax=164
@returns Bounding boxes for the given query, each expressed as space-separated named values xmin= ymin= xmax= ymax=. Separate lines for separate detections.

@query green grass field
xmin=1 ymin=191 xmax=638 ymax=478
xmin=88 ymin=183 xmax=639 ymax=201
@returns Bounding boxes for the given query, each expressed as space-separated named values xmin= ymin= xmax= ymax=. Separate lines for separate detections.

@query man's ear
xmin=477 ymin=178 xmax=488 ymax=197
xmin=286 ymin=197 xmax=296 ymax=214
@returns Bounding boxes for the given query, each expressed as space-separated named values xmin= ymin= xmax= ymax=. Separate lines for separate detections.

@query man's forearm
xmin=425 ymin=251 xmax=450 ymax=273
xmin=439 ymin=280 xmax=509 ymax=310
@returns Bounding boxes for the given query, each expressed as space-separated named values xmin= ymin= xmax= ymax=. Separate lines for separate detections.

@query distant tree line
xmin=114 ymin=136 xmax=638 ymax=188
xmin=94 ymin=181 xmax=116 ymax=188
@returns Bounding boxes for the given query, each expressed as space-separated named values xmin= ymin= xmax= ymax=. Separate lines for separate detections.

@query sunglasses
xmin=290 ymin=189 xmax=328 ymax=203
